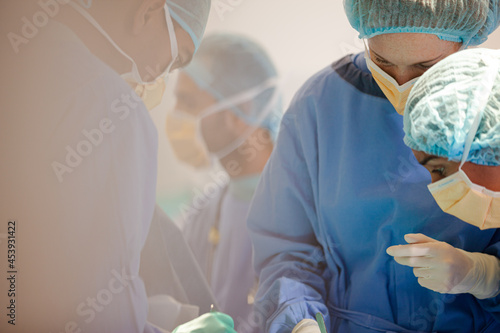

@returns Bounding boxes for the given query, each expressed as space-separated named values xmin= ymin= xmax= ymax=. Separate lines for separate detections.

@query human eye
xmin=431 ymin=167 xmax=446 ymax=177
xmin=375 ymin=56 xmax=392 ymax=66
xmin=417 ymin=63 xmax=434 ymax=70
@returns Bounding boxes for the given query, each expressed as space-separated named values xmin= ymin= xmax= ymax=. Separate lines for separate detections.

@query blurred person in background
xmin=165 ymin=33 xmax=283 ymax=332
xmin=0 ymin=0 xmax=236 ymax=332
xmin=246 ymin=1 xmax=500 ymax=332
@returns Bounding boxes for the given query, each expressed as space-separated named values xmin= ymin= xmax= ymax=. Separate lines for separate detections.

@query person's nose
xmin=388 ymin=67 xmax=419 ymax=86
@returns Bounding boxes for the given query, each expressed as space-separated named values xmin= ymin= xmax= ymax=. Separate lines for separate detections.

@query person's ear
xmin=132 ymin=0 xmax=166 ymax=36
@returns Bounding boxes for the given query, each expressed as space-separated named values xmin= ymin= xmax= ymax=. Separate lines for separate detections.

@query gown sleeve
xmin=476 ymin=239 xmax=500 ymax=321
xmin=247 ymin=95 xmax=330 ymax=333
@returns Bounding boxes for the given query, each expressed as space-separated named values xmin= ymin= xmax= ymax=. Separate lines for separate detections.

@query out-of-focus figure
xmin=165 ymin=33 xmax=283 ymax=332
xmin=0 ymin=1 xmax=239 ymax=332
xmin=246 ymin=1 xmax=500 ymax=333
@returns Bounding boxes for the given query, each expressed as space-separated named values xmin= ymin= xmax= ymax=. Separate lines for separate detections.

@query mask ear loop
xmin=197 ymin=77 xmax=281 ymax=160
xmin=459 ymin=60 xmax=499 ymax=170
xmin=69 ymin=1 xmax=178 ymax=84
xmin=363 ymin=38 xmax=369 ymax=57
xmin=164 ymin=4 xmax=178 ymax=75
xmin=212 ymin=80 xmax=282 ymax=159
xmin=140 ymin=3 xmax=179 ymax=91
xmin=78 ymin=0 xmax=92 ymax=9
xmin=197 ymin=77 xmax=280 ymax=119
xmin=69 ymin=1 xmax=137 ymax=69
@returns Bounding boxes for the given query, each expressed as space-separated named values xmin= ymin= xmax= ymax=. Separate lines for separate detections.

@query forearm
xmin=253 ymin=252 xmax=330 ymax=333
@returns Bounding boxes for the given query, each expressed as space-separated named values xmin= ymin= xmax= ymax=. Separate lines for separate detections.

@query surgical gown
xmin=140 ymin=204 xmax=217 ymax=331
xmin=0 ymin=20 xmax=163 ymax=333
xmin=182 ymin=179 xmax=259 ymax=332
xmin=246 ymin=53 xmax=500 ymax=333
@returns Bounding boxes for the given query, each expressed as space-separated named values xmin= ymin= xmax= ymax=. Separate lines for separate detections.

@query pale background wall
xmin=152 ymin=0 xmax=500 ymax=220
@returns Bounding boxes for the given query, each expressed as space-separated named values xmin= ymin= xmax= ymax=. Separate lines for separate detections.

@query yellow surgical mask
xmin=428 ymin=172 xmax=500 ymax=230
xmin=165 ymin=111 xmax=211 ymax=168
xmin=427 ymin=64 xmax=500 ymax=229
xmin=364 ymin=43 xmax=418 ymax=115
xmin=123 ymin=78 xmax=167 ymax=111
xmin=69 ymin=1 xmax=178 ymax=111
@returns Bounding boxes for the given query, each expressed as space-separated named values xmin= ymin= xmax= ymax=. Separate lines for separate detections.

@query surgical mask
xmin=69 ymin=1 xmax=178 ymax=111
xmin=364 ymin=42 xmax=418 ymax=115
xmin=166 ymin=77 xmax=280 ymax=169
xmin=166 ymin=110 xmax=212 ymax=168
xmin=427 ymin=63 xmax=500 ymax=230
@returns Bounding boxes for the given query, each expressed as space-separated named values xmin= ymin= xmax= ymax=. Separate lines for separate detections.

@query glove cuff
xmin=465 ymin=251 xmax=500 ymax=299
xmin=292 ymin=319 xmax=321 ymax=333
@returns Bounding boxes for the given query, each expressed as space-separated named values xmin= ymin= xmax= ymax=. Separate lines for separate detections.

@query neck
xmin=219 ymin=129 xmax=274 ymax=179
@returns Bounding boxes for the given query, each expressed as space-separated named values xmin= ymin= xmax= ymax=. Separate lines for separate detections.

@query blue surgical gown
xmin=246 ymin=53 xmax=500 ymax=333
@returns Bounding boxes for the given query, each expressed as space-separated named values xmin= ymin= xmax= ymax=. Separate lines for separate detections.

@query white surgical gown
xmin=182 ymin=177 xmax=259 ymax=332
xmin=0 ymin=20 xmax=162 ymax=332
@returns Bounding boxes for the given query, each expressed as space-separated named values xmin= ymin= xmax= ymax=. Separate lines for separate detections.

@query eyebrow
xmin=371 ymin=49 xmax=444 ymax=66
xmin=418 ymin=155 xmax=441 ymax=166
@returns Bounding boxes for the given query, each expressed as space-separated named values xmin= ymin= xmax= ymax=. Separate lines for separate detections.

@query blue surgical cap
xmin=344 ymin=0 xmax=500 ymax=46
xmin=404 ymin=48 xmax=500 ymax=166
xmin=167 ymin=0 xmax=211 ymax=51
xmin=183 ymin=33 xmax=283 ymax=140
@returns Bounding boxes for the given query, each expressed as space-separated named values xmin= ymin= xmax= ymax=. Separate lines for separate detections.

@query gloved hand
xmin=292 ymin=319 xmax=321 ymax=333
xmin=172 ymin=312 xmax=236 ymax=333
xmin=387 ymin=233 xmax=500 ymax=299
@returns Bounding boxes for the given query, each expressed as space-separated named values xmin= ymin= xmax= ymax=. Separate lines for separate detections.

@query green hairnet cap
xmin=183 ymin=33 xmax=283 ymax=140
xmin=404 ymin=48 xmax=500 ymax=166
xmin=344 ymin=0 xmax=500 ymax=46
xmin=167 ymin=0 xmax=211 ymax=51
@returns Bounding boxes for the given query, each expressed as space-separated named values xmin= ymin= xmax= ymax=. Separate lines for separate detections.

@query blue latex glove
xmin=172 ymin=312 xmax=236 ymax=333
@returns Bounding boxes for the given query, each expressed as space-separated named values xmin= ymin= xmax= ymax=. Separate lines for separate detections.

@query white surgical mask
xmin=69 ymin=1 xmax=179 ymax=111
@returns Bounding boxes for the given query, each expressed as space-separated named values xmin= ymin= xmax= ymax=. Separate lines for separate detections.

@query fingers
xmin=404 ymin=233 xmax=438 ymax=244
xmin=393 ymin=255 xmax=432 ymax=268
xmin=413 ymin=267 xmax=432 ymax=278
xmin=418 ymin=277 xmax=455 ymax=294
xmin=386 ymin=243 xmax=435 ymax=257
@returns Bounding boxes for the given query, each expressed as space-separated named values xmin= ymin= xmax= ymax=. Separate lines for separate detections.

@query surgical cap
xmin=167 ymin=0 xmax=211 ymax=51
xmin=344 ymin=0 xmax=500 ymax=46
xmin=183 ymin=33 xmax=283 ymax=140
xmin=404 ymin=48 xmax=500 ymax=166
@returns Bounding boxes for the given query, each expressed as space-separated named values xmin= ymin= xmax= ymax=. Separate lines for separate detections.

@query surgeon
xmin=403 ymin=48 xmax=500 ymax=230
xmin=386 ymin=49 xmax=500 ymax=299
xmin=246 ymin=1 xmax=500 ymax=332
xmin=0 ymin=0 xmax=236 ymax=332
xmin=166 ymin=33 xmax=282 ymax=332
